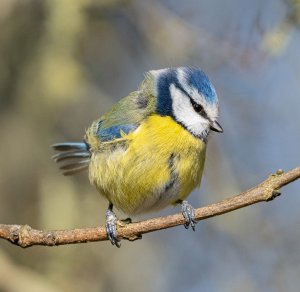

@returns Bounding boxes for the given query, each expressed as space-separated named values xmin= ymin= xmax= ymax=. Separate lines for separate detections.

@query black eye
xmin=190 ymin=98 xmax=204 ymax=114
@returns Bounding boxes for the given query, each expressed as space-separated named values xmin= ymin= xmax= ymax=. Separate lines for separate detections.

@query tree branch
xmin=1 ymin=167 xmax=300 ymax=248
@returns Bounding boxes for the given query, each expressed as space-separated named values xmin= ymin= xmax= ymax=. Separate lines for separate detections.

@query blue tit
xmin=52 ymin=67 xmax=223 ymax=247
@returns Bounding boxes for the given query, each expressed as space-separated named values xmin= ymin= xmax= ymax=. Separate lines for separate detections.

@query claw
xmin=105 ymin=204 xmax=121 ymax=248
xmin=181 ymin=200 xmax=197 ymax=231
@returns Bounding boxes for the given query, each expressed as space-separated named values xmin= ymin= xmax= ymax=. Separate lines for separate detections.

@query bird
xmin=52 ymin=67 xmax=223 ymax=247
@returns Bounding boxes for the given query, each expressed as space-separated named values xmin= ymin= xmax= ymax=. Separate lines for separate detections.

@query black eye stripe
xmin=175 ymin=84 xmax=208 ymax=118
xmin=190 ymin=98 xmax=203 ymax=112
xmin=189 ymin=97 xmax=209 ymax=119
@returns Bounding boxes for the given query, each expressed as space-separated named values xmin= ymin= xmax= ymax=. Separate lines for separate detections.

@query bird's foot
xmin=105 ymin=205 xmax=121 ymax=248
xmin=181 ymin=200 xmax=197 ymax=231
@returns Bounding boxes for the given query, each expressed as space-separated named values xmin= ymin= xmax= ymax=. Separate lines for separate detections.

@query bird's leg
xmin=105 ymin=203 xmax=121 ymax=247
xmin=177 ymin=200 xmax=197 ymax=231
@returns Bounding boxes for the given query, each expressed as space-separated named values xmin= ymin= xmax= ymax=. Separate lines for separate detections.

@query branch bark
xmin=1 ymin=167 xmax=300 ymax=248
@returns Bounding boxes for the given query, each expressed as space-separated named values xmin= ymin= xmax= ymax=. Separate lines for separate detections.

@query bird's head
xmin=150 ymin=67 xmax=223 ymax=141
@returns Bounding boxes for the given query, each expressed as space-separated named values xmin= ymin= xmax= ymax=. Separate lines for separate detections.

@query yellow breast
xmin=88 ymin=114 xmax=206 ymax=215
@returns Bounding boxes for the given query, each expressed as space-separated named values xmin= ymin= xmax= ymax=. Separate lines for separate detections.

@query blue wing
xmin=97 ymin=123 xmax=138 ymax=142
xmin=88 ymin=75 xmax=157 ymax=144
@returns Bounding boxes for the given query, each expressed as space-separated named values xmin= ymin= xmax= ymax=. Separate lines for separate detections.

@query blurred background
xmin=0 ymin=0 xmax=300 ymax=291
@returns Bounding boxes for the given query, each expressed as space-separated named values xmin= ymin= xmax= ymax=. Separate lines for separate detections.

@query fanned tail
xmin=52 ymin=142 xmax=90 ymax=176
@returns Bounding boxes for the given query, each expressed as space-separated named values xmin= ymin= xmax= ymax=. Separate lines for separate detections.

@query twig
xmin=0 ymin=167 xmax=300 ymax=248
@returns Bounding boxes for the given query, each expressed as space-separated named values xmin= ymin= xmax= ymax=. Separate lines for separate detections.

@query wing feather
xmin=86 ymin=73 xmax=157 ymax=146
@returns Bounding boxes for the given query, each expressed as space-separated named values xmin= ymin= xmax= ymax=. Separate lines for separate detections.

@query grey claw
xmin=181 ymin=200 xmax=197 ymax=231
xmin=105 ymin=209 xmax=121 ymax=247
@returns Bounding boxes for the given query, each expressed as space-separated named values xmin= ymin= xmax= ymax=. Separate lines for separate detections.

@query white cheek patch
xmin=170 ymin=84 xmax=209 ymax=137
xmin=177 ymin=68 xmax=219 ymax=121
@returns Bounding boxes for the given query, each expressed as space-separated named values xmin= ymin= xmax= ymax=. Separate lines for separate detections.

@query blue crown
xmin=184 ymin=67 xmax=217 ymax=104
xmin=156 ymin=67 xmax=218 ymax=116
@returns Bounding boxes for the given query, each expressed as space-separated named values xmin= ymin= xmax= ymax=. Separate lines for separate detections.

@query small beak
xmin=210 ymin=120 xmax=223 ymax=133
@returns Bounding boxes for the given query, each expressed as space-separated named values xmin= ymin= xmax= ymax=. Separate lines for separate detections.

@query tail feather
xmin=52 ymin=142 xmax=89 ymax=151
xmin=52 ymin=151 xmax=90 ymax=162
xmin=61 ymin=164 xmax=89 ymax=176
xmin=59 ymin=160 xmax=90 ymax=170
xmin=52 ymin=142 xmax=90 ymax=175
